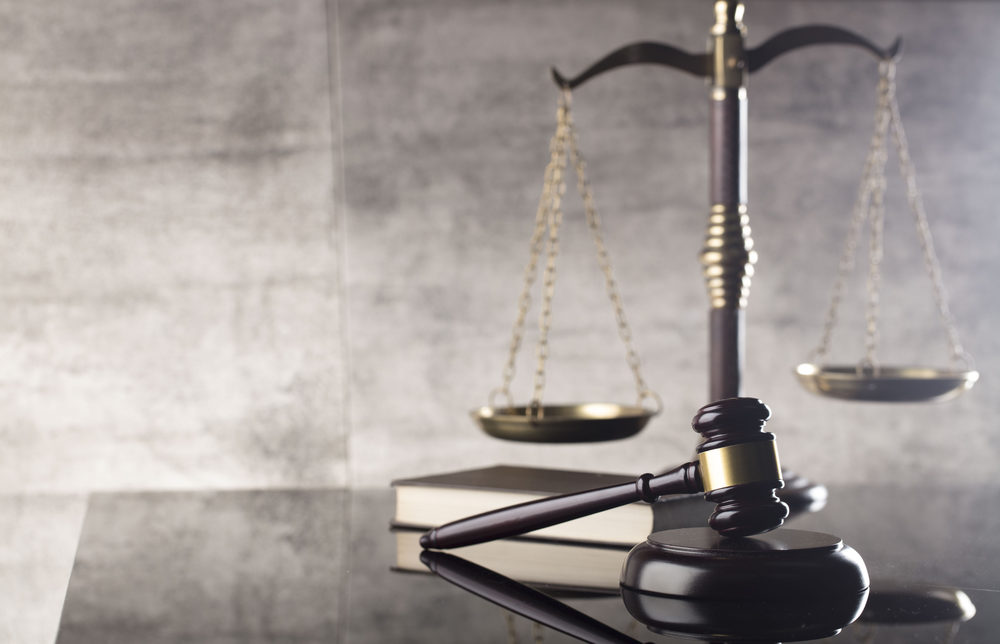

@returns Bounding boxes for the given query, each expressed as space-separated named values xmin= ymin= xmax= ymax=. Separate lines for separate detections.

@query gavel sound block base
xmin=621 ymin=527 xmax=870 ymax=640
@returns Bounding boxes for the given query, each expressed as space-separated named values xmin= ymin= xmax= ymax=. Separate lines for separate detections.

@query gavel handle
xmin=420 ymin=461 xmax=702 ymax=549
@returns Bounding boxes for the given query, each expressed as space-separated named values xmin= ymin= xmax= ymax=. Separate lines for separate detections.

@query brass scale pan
xmin=473 ymin=403 xmax=655 ymax=443
xmin=795 ymin=364 xmax=978 ymax=403
xmin=795 ymin=59 xmax=979 ymax=405
xmin=474 ymin=89 xmax=660 ymax=443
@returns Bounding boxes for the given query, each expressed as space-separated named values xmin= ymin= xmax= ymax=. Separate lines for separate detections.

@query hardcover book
xmin=392 ymin=464 xmax=709 ymax=547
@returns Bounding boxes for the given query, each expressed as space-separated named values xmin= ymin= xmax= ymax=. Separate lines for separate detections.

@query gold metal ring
xmin=698 ymin=440 xmax=782 ymax=492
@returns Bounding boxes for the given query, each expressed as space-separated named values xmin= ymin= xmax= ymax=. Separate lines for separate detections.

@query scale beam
xmin=550 ymin=27 xmax=900 ymax=91
xmin=551 ymin=41 xmax=709 ymax=89
xmin=748 ymin=25 xmax=901 ymax=72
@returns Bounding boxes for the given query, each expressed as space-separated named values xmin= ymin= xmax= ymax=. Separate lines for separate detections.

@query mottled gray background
xmin=2 ymin=0 xmax=999 ymax=641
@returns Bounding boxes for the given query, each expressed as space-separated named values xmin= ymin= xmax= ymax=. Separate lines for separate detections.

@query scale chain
xmin=811 ymin=63 xmax=890 ymax=366
xmin=530 ymin=100 xmax=569 ymax=412
xmin=491 ymin=97 xmax=568 ymax=410
xmin=811 ymin=60 xmax=973 ymax=373
xmin=885 ymin=63 xmax=972 ymax=368
xmin=862 ymin=63 xmax=893 ymax=372
xmin=491 ymin=89 xmax=661 ymax=414
xmin=811 ymin=111 xmax=879 ymax=362
xmin=565 ymin=98 xmax=660 ymax=410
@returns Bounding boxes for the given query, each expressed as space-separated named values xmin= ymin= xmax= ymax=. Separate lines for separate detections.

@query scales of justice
xmin=420 ymin=2 xmax=983 ymax=636
xmin=472 ymin=1 xmax=978 ymax=446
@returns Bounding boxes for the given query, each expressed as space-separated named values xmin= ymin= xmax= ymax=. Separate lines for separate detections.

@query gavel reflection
xmin=422 ymin=398 xmax=789 ymax=549
xmin=422 ymin=549 xmax=867 ymax=643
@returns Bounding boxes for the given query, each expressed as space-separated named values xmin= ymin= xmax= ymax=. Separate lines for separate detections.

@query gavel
xmin=421 ymin=397 xmax=790 ymax=549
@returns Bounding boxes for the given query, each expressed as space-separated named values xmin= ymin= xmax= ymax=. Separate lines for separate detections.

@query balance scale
xmin=471 ymin=2 xmax=978 ymax=444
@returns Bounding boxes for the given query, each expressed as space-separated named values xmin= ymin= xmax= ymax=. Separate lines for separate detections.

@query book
xmin=391 ymin=464 xmax=709 ymax=547
xmin=393 ymin=528 xmax=628 ymax=594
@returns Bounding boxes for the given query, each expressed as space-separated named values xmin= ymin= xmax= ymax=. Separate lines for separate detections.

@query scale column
xmin=701 ymin=0 xmax=756 ymax=401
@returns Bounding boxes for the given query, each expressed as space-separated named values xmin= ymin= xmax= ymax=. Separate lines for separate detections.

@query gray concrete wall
xmin=0 ymin=0 xmax=345 ymax=493
xmin=1 ymin=0 xmax=998 ymax=496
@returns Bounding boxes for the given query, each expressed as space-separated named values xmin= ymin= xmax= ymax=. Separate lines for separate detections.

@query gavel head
xmin=693 ymin=398 xmax=789 ymax=537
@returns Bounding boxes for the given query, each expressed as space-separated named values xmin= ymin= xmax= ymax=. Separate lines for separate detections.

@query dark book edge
xmin=393 ymin=464 xmax=675 ymax=496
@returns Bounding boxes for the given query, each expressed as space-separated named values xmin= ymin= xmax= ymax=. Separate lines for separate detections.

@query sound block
xmin=621 ymin=528 xmax=869 ymax=641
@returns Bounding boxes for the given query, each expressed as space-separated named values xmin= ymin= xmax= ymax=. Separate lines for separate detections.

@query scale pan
xmin=472 ymin=403 xmax=655 ymax=443
xmin=795 ymin=363 xmax=979 ymax=403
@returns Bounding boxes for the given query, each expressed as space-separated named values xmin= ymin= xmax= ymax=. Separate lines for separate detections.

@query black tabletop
xmin=55 ymin=484 xmax=1000 ymax=643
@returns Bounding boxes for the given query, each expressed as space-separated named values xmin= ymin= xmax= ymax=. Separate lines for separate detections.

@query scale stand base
xmin=621 ymin=527 xmax=869 ymax=641
xmin=779 ymin=467 xmax=829 ymax=515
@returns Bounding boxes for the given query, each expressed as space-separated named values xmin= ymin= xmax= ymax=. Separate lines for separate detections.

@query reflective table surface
xmin=55 ymin=484 xmax=1000 ymax=643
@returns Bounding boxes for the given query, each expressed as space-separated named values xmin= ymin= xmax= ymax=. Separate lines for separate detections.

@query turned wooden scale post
xmin=704 ymin=0 xmax=753 ymax=402
xmin=699 ymin=1 xmax=904 ymax=402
